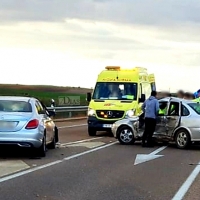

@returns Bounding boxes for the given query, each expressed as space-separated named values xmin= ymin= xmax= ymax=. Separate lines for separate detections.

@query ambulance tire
xmin=88 ymin=128 xmax=96 ymax=136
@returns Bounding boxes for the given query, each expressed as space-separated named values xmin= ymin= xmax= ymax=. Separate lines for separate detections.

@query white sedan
xmin=0 ymin=96 xmax=58 ymax=157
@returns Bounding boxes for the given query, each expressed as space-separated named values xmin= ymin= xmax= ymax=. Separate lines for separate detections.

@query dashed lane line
xmin=58 ymin=124 xmax=87 ymax=129
xmin=64 ymin=141 xmax=106 ymax=149
xmin=59 ymin=137 xmax=104 ymax=147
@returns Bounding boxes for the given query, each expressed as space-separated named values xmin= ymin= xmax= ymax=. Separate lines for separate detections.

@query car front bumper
xmin=111 ymin=123 xmax=118 ymax=138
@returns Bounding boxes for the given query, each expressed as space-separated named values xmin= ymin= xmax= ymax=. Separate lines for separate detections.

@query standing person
xmin=142 ymin=91 xmax=159 ymax=147
xmin=50 ymin=99 xmax=56 ymax=118
xmin=51 ymin=99 xmax=55 ymax=110
xmin=183 ymin=92 xmax=194 ymax=100
xmin=193 ymin=91 xmax=197 ymax=99
xmin=163 ymin=91 xmax=171 ymax=97
xmin=193 ymin=91 xmax=200 ymax=102
xmin=193 ymin=89 xmax=200 ymax=101
xmin=183 ymin=92 xmax=190 ymax=100
xmin=177 ymin=90 xmax=184 ymax=98
xmin=164 ymin=92 xmax=171 ymax=97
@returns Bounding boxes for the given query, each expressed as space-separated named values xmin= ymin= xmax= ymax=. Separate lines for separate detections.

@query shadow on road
xmin=0 ymin=146 xmax=49 ymax=159
xmin=96 ymin=131 xmax=116 ymax=137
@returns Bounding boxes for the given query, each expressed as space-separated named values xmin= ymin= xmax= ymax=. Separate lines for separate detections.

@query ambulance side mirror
xmin=86 ymin=92 xmax=91 ymax=102
xmin=139 ymin=94 xmax=145 ymax=103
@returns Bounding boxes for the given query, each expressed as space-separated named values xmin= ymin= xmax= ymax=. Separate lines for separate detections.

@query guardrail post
xmin=69 ymin=112 xmax=72 ymax=118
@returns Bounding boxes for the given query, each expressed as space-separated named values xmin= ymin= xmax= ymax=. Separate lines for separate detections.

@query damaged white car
xmin=111 ymin=97 xmax=200 ymax=149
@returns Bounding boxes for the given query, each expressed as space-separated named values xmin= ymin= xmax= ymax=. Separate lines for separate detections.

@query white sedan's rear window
xmin=0 ymin=100 xmax=32 ymax=112
xmin=188 ymin=103 xmax=200 ymax=115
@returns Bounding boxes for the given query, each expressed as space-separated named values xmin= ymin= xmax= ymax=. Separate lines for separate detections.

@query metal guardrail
xmin=46 ymin=106 xmax=88 ymax=112
xmin=46 ymin=106 xmax=88 ymax=119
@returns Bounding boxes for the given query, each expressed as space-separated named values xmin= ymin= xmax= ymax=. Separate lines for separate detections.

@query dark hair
xmin=184 ymin=92 xmax=190 ymax=98
xmin=151 ymin=91 xmax=157 ymax=96
xmin=166 ymin=92 xmax=171 ymax=97
xmin=177 ymin=90 xmax=184 ymax=95
xmin=190 ymin=93 xmax=195 ymax=99
xmin=184 ymin=92 xmax=194 ymax=99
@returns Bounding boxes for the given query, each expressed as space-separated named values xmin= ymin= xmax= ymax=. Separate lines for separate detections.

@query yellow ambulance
xmin=86 ymin=66 xmax=156 ymax=136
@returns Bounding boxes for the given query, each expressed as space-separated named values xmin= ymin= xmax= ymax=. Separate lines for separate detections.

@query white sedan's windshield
xmin=92 ymin=82 xmax=137 ymax=100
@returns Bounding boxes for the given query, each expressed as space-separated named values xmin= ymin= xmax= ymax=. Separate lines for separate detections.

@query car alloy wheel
xmin=175 ymin=129 xmax=190 ymax=149
xmin=117 ymin=126 xmax=135 ymax=145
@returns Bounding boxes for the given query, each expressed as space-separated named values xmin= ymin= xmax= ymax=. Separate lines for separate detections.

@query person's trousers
xmin=142 ymin=117 xmax=156 ymax=145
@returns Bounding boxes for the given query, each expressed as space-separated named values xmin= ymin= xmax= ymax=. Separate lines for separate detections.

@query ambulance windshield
xmin=92 ymin=82 xmax=137 ymax=100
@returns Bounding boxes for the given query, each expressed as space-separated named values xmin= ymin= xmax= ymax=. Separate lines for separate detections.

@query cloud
xmin=0 ymin=0 xmax=200 ymax=26
xmin=1 ymin=18 xmax=200 ymax=67
xmin=1 ymin=1 xmax=200 ymax=92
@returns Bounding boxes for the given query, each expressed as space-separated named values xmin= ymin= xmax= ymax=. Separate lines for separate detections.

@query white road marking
xmin=0 ymin=141 xmax=118 ymax=183
xmin=171 ymin=161 xmax=200 ymax=200
xmin=66 ymin=141 xmax=105 ymax=149
xmin=58 ymin=124 xmax=87 ymax=129
xmin=60 ymin=137 xmax=103 ymax=146
xmin=149 ymin=146 xmax=167 ymax=155
xmin=134 ymin=146 xmax=167 ymax=165
xmin=0 ymin=160 xmax=30 ymax=177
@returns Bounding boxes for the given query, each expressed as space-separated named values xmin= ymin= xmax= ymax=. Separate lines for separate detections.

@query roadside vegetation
xmin=0 ymin=84 xmax=92 ymax=106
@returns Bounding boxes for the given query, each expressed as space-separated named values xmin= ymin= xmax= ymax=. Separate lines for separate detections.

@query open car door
xmin=155 ymin=99 xmax=181 ymax=137
xmin=165 ymin=99 xmax=181 ymax=136
xmin=155 ymin=100 xmax=168 ymax=134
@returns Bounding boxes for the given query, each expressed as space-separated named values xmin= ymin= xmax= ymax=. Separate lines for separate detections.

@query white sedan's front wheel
xmin=117 ymin=126 xmax=135 ymax=145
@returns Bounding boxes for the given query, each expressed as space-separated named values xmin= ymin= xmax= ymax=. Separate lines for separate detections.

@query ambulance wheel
xmin=88 ymin=128 xmax=96 ymax=136
xmin=117 ymin=126 xmax=135 ymax=145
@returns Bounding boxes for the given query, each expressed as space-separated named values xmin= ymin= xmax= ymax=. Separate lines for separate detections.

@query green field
xmin=0 ymin=84 xmax=178 ymax=119
xmin=0 ymin=84 xmax=93 ymax=107
xmin=0 ymin=84 xmax=177 ymax=106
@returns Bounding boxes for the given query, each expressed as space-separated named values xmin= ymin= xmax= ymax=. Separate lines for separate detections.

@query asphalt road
xmin=0 ymin=119 xmax=200 ymax=199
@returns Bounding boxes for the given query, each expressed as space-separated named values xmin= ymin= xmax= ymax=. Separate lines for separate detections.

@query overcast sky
xmin=0 ymin=0 xmax=200 ymax=92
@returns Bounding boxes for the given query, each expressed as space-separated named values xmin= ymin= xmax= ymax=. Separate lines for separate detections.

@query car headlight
xmin=88 ymin=108 xmax=95 ymax=116
xmin=126 ymin=109 xmax=135 ymax=117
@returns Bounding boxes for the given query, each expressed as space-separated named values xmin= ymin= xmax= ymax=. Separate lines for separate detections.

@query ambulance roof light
xmin=105 ymin=66 xmax=120 ymax=70
xmin=134 ymin=67 xmax=147 ymax=73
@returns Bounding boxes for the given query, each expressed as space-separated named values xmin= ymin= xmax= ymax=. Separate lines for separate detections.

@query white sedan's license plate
xmin=103 ymin=124 xmax=112 ymax=128
xmin=0 ymin=121 xmax=16 ymax=128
